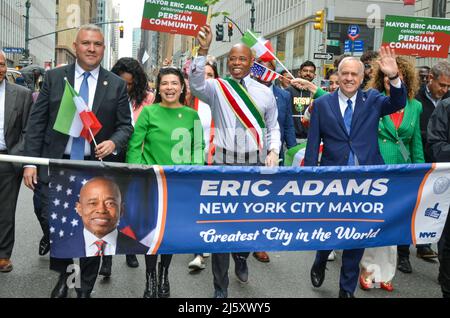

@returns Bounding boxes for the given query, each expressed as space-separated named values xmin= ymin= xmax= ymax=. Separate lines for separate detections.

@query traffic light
xmin=119 ymin=25 xmax=124 ymax=38
xmin=313 ymin=10 xmax=325 ymax=32
xmin=228 ymin=22 xmax=233 ymax=38
xmin=216 ymin=24 xmax=224 ymax=42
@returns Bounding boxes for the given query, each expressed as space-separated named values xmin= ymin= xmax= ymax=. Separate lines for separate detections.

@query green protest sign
xmin=382 ymin=15 xmax=450 ymax=58
xmin=141 ymin=0 xmax=209 ymax=37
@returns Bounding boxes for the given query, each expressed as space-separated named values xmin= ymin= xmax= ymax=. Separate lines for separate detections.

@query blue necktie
xmin=344 ymin=99 xmax=355 ymax=166
xmin=70 ymin=72 xmax=90 ymax=160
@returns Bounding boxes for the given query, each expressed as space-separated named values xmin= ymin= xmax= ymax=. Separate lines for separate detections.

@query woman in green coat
xmin=360 ymin=56 xmax=424 ymax=292
xmin=126 ymin=67 xmax=204 ymax=298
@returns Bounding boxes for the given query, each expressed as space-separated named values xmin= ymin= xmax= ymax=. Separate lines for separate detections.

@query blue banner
xmin=49 ymin=161 xmax=450 ymax=258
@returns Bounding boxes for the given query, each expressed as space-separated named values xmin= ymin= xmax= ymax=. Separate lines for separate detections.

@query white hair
xmin=338 ymin=57 xmax=365 ymax=76
xmin=75 ymin=24 xmax=104 ymax=41
xmin=0 ymin=50 xmax=6 ymax=60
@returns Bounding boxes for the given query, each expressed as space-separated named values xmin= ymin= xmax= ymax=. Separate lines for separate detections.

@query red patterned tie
xmin=94 ymin=240 xmax=106 ymax=256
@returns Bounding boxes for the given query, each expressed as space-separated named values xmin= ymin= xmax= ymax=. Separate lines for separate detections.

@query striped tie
xmin=94 ymin=240 xmax=106 ymax=257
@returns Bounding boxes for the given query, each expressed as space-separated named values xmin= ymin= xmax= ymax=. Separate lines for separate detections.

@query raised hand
xmin=377 ymin=46 xmax=399 ymax=78
xmin=197 ymin=25 xmax=212 ymax=52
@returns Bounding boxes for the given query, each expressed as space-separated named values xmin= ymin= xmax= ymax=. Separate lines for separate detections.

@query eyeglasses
xmin=364 ymin=63 xmax=372 ymax=69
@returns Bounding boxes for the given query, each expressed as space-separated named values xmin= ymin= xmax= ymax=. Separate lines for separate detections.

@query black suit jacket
xmin=416 ymin=85 xmax=450 ymax=162
xmin=3 ymin=81 xmax=33 ymax=172
xmin=52 ymin=230 xmax=149 ymax=259
xmin=24 ymin=64 xmax=133 ymax=182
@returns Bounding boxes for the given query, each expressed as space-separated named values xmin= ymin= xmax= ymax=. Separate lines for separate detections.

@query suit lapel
xmin=397 ymin=99 xmax=411 ymax=134
xmin=4 ymin=82 xmax=17 ymax=137
xmin=350 ymin=90 xmax=365 ymax=135
xmin=329 ymin=91 xmax=348 ymax=136
xmin=92 ymin=67 xmax=108 ymax=114
xmin=65 ymin=64 xmax=76 ymax=88
xmin=380 ymin=114 xmax=397 ymax=139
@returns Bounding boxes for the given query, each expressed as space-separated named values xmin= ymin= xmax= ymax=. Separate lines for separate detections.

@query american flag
xmin=48 ymin=169 xmax=92 ymax=245
xmin=250 ymin=62 xmax=280 ymax=83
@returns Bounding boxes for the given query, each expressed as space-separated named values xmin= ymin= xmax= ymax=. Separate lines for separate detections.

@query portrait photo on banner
xmin=48 ymin=163 xmax=163 ymax=259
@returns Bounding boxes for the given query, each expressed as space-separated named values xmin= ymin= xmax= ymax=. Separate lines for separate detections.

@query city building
xmin=138 ymin=30 xmax=159 ymax=82
xmin=109 ymin=3 xmax=120 ymax=68
xmin=0 ymin=0 xmax=56 ymax=68
xmin=208 ymin=0 xmax=415 ymax=78
xmin=132 ymin=28 xmax=142 ymax=60
xmin=56 ymin=0 xmax=97 ymax=66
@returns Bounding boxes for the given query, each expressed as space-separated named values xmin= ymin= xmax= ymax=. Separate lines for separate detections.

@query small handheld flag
xmin=251 ymin=62 xmax=280 ymax=83
xmin=53 ymin=81 xmax=102 ymax=143
xmin=241 ymin=30 xmax=275 ymax=63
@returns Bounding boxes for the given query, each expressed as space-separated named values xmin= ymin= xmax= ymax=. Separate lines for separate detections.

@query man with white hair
xmin=304 ymin=47 xmax=407 ymax=298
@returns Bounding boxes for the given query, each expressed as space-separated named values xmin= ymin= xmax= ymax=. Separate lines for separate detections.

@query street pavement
xmin=0 ymin=185 xmax=443 ymax=298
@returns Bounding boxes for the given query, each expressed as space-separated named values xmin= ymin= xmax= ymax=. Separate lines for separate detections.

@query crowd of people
xmin=0 ymin=23 xmax=449 ymax=299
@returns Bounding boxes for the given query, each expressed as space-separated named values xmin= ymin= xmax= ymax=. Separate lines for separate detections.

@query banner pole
xmin=0 ymin=154 xmax=50 ymax=166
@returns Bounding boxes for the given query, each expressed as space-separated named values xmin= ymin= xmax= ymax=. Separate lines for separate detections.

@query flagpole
xmin=248 ymin=30 xmax=296 ymax=79
xmin=88 ymin=128 xmax=104 ymax=163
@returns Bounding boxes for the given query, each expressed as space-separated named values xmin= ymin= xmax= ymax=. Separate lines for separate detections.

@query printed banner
xmin=382 ymin=15 xmax=450 ymax=58
xmin=49 ymin=161 xmax=450 ymax=259
xmin=141 ymin=0 xmax=208 ymax=37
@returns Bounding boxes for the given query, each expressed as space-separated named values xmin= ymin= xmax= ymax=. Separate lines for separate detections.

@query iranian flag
xmin=53 ymin=81 xmax=102 ymax=143
xmin=241 ymin=30 xmax=275 ymax=63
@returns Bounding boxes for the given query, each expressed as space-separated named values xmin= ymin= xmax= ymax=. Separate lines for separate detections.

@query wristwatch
xmin=388 ymin=73 xmax=399 ymax=81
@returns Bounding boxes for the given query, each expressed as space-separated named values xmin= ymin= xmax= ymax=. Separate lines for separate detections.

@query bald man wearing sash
xmin=190 ymin=25 xmax=281 ymax=298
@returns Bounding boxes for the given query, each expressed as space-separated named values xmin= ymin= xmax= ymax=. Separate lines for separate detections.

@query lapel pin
xmin=104 ymin=81 xmax=108 ymax=86
xmin=64 ymin=77 xmax=68 ymax=81
xmin=178 ymin=113 xmax=183 ymax=119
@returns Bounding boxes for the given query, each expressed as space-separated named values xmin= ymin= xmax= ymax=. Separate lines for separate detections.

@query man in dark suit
xmin=54 ymin=177 xmax=148 ymax=259
xmin=23 ymin=25 xmax=133 ymax=298
xmin=304 ymin=47 xmax=407 ymax=298
xmin=427 ymin=96 xmax=450 ymax=298
xmin=0 ymin=50 xmax=33 ymax=272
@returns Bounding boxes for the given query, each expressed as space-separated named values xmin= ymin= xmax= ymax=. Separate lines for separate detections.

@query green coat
xmin=378 ymin=98 xmax=424 ymax=164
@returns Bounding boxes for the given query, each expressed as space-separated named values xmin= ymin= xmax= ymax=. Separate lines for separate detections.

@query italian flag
xmin=284 ymin=142 xmax=323 ymax=166
xmin=241 ymin=30 xmax=275 ymax=63
xmin=53 ymin=81 xmax=102 ymax=143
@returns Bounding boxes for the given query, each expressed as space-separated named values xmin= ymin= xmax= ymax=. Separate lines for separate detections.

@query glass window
xmin=292 ymin=24 xmax=305 ymax=61
xmin=277 ymin=32 xmax=287 ymax=63
xmin=432 ymin=0 xmax=447 ymax=17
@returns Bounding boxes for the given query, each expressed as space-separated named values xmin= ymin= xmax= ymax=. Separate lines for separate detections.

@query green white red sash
xmin=215 ymin=78 xmax=266 ymax=149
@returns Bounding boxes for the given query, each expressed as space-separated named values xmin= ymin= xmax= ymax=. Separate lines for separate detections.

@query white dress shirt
xmin=196 ymin=99 xmax=213 ymax=156
xmin=338 ymin=89 xmax=358 ymax=117
xmin=84 ymin=228 xmax=118 ymax=257
xmin=64 ymin=62 xmax=100 ymax=156
xmin=0 ymin=80 xmax=6 ymax=150
xmin=190 ymin=56 xmax=281 ymax=154
xmin=337 ymin=78 xmax=402 ymax=116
